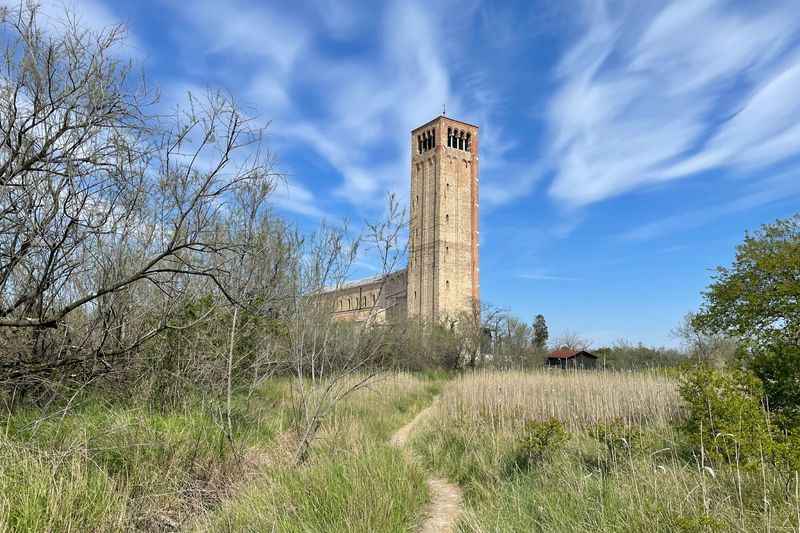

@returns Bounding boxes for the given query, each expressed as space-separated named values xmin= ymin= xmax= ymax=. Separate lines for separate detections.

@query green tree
xmin=532 ymin=314 xmax=548 ymax=350
xmin=693 ymin=214 xmax=800 ymax=429
xmin=693 ymin=214 xmax=800 ymax=348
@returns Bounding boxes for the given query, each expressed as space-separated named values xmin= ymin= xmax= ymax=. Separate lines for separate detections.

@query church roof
xmin=319 ymin=268 xmax=407 ymax=294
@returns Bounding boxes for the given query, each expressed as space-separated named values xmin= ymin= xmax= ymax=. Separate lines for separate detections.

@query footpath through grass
xmin=0 ymin=373 xmax=441 ymax=532
xmin=204 ymin=373 xmax=441 ymax=532
xmin=412 ymin=370 xmax=800 ymax=532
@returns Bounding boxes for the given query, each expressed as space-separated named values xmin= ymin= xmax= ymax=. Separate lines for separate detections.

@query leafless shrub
xmin=0 ymin=4 xmax=281 ymax=405
xmin=287 ymin=194 xmax=409 ymax=463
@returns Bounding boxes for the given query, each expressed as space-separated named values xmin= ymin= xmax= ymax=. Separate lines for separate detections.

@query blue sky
xmin=31 ymin=0 xmax=800 ymax=347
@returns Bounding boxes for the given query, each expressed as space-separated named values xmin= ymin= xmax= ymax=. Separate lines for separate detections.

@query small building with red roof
xmin=545 ymin=348 xmax=598 ymax=369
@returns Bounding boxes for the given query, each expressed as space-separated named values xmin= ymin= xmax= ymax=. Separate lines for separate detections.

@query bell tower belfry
xmin=407 ymin=116 xmax=480 ymax=322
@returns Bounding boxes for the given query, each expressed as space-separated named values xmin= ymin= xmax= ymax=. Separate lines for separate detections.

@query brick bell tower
xmin=406 ymin=115 xmax=480 ymax=322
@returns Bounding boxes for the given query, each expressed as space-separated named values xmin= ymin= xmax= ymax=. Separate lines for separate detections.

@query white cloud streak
xmin=622 ymin=172 xmax=800 ymax=241
xmin=547 ymin=0 xmax=800 ymax=207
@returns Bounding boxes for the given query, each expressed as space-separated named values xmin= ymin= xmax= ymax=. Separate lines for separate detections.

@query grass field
xmin=413 ymin=370 xmax=800 ymax=532
xmin=2 ymin=370 xmax=799 ymax=532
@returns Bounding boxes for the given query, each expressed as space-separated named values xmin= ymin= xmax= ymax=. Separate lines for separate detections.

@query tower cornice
xmin=411 ymin=115 xmax=479 ymax=134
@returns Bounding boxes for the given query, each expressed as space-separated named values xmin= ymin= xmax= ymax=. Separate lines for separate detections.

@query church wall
xmin=327 ymin=269 xmax=407 ymax=323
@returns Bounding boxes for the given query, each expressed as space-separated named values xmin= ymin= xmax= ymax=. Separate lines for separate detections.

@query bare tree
xmin=0 ymin=4 xmax=278 ymax=399
xmin=288 ymin=194 xmax=408 ymax=464
xmin=672 ymin=312 xmax=737 ymax=367
xmin=458 ymin=299 xmax=505 ymax=368
xmin=550 ymin=331 xmax=591 ymax=352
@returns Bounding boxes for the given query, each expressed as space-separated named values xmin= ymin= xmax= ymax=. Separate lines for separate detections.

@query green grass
xmin=204 ymin=374 xmax=440 ymax=532
xmin=206 ymin=444 xmax=427 ymax=532
xmin=411 ymin=371 xmax=800 ymax=532
xmin=0 ymin=372 xmax=440 ymax=531
xmin=1 ymin=388 xmax=286 ymax=531
xmin=12 ymin=370 xmax=795 ymax=532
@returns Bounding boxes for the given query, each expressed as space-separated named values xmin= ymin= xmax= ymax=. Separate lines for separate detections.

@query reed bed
xmin=439 ymin=369 xmax=682 ymax=431
xmin=413 ymin=370 xmax=800 ymax=532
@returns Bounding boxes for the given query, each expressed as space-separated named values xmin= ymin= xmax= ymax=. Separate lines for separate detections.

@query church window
xmin=432 ymin=128 xmax=436 ymax=148
xmin=418 ymin=136 xmax=423 ymax=154
xmin=347 ymin=297 xmax=351 ymax=310
xmin=445 ymin=214 xmax=449 ymax=224
xmin=458 ymin=131 xmax=464 ymax=150
xmin=414 ymin=290 xmax=417 ymax=300
xmin=466 ymin=133 xmax=471 ymax=152
xmin=447 ymin=127 xmax=452 ymax=147
xmin=446 ymin=280 xmax=450 ymax=290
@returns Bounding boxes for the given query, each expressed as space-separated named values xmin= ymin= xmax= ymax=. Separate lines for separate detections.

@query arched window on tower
xmin=458 ymin=131 xmax=464 ymax=150
xmin=466 ymin=133 xmax=471 ymax=152
xmin=347 ymin=297 xmax=351 ymax=310
xmin=432 ymin=128 xmax=436 ymax=148
xmin=447 ymin=127 xmax=452 ymax=147
xmin=417 ymin=135 xmax=423 ymax=154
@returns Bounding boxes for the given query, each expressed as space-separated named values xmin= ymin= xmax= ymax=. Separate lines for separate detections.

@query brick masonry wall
xmin=326 ymin=115 xmax=479 ymax=325
xmin=407 ymin=116 xmax=478 ymax=323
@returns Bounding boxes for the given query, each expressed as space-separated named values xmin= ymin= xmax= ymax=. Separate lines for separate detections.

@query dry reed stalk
xmin=436 ymin=370 xmax=681 ymax=431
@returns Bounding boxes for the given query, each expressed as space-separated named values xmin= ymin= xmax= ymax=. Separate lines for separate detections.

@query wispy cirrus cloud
xmin=17 ymin=0 xmax=145 ymax=58
xmin=622 ymin=172 xmax=800 ymax=241
xmin=163 ymin=0 xmax=459 ymax=216
xmin=547 ymin=0 xmax=800 ymax=207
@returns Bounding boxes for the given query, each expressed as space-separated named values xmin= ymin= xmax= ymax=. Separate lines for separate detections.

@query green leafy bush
xmin=505 ymin=418 xmax=568 ymax=473
xmin=748 ymin=342 xmax=800 ymax=428
xmin=678 ymin=365 xmax=800 ymax=475
xmin=679 ymin=366 xmax=770 ymax=467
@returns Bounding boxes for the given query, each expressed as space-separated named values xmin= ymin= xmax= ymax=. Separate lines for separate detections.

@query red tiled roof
xmin=547 ymin=349 xmax=597 ymax=359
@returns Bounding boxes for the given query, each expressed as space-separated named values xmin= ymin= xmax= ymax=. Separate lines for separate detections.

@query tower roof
xmin=411 ymin=115 xmax=478 ymax=133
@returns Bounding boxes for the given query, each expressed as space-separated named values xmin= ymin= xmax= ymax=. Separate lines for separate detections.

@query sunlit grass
xmin=413 ymin=369 xmax=800 ymax=532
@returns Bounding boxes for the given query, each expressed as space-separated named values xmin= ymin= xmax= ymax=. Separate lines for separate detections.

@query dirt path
xmin=390 ymin=398 xmax=463 ymax=533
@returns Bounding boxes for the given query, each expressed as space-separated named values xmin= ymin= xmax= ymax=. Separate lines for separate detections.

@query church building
xmin=325 ymin=115 xmax=480 ymax=324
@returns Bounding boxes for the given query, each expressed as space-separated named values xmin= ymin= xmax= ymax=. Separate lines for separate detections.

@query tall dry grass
xmin=413 ymin=369 xmax=800 ymax=532
xmin=201 ymin=371 xmax=440 ymax=532
xmin=439 ymin=369 xmax=681 ymax=431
